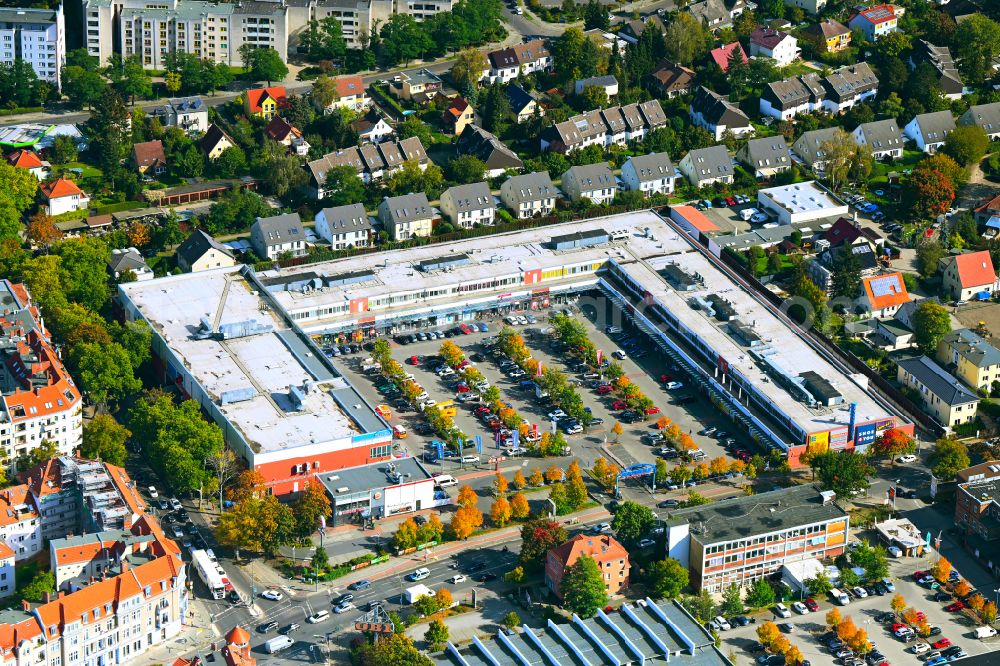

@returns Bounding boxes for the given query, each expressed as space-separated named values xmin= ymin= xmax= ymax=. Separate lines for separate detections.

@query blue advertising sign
xmin=475 ymin=435 xmax=483 ymax=454
xmin=511 ymin=431 xmax=519 ymax=448
xmin=617 ymin=463 xmax=656 ymax=480
xmin=435 ymin=440 xmax=444 ymax=460
xmin=854 ymin=423 xmax=877 ymax=446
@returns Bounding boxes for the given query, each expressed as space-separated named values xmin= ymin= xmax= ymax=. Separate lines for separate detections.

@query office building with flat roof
xmin=117 ymin=266 xmax=391 ymax=495
xmin=757 ymin=181 xmax=849 ymax=225
xmin=665 ymin=484 xmax=850 ymax=592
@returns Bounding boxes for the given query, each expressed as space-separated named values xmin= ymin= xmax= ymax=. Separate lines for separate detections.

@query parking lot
xmin=335 ymin=295 xmax=764 ymax=487
xmin=720 ymin=555 xmax=998 ymax=666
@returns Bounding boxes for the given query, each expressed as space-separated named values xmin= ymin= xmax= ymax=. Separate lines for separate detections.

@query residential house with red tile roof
xmin=38 ymin=177 xmax=89 ymax=216
xmin=859 ymin=272 xmax=910 ymax=318
xmin=322 ymin=75 xmax=368 ymax=112
xmin=941 ymin=250 xmax=999 ymax=302
xmin=245 ymin=86 xmax=288 ymax=119
xmin=0 ymin=484 xmax=41 ymax=562
xmin=4 ymin=149 xmax=49 ymax=180
xmin=0 ymin=280 xmax=82 ymax=468
xmin=442 ymin=97 xmax=476 ymax=137
xmin=848 ymin=4 xmax=898 ymax=41
xmin=710 ymin=42 xmax=747 ymax=73
xmin=545 ymin=533 xmax=631 ymax=599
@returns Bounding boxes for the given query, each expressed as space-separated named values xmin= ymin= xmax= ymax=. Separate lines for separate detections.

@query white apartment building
xmin=561 ymin=163 xmax=617 ymax=206
xmin=83 ymin=0 xmax=288 ymax=69
xmin=500 ymin=172 xmax=557 ymax=219
xmin=0 ymin=485 xmax=41 ymax=562
xmin=0 ymin=6 xmax=65 ymax=89
xmin=620 ymin=152 xmax=676 ymax=198
xmin=315 ymin=203 xmax=373 ymax=248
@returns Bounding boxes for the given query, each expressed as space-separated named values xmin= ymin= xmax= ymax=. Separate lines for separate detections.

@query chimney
xmin=21 ymin=600 xmax=30 ymax=612
xmin=121 ymin=559 xmax=129 ymax=572
xmin=43 ymin=591 xmax=53 ymax=603
xmin=58 ymin=591 xmax=65 ymax=599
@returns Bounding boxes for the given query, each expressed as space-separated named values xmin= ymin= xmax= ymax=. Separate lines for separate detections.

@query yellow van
xmin=393 ymin=424 xmax=408 ymax=439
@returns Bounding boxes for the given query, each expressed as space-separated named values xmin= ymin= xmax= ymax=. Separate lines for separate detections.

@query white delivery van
xmin=975 ymin=626 xmax=998 ymax=639
xmin=739 ymin=207 xmax=758 ymax=221
xmin=265 ymin=636 xmax=295 ymax=653
xmin=433 ymin=474 xmax=457 ymax=487
xmin=830 ymin=588 xmax=850 ymax=606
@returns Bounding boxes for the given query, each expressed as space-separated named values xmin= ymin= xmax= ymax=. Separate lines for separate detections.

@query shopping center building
xmin=118 ymin=267 xmax=392 ymax=495
xmin=121 ymin=210 xmax=910 ymax=472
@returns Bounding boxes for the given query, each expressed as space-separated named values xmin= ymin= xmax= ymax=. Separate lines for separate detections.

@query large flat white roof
xmin=260 ymin=210 xmax=896 ymax=442
xmin=759 ymin=180 xmax=847 ymax=215
xmin=119 ymin=268 xmax=374 ymax=456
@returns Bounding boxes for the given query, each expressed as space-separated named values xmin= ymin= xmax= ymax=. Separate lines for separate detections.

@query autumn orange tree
xmin=128 ymin=222 xmax=151 ymax=248
xmin=837 ymin=616 xmax=858 ymax=644
xmin=656 ymin=416 xmax=670 ymax=430
xmin=393 ymin=518 xmax=420 ymax=550
xmin=611 ymin=421 xmax=623 ymax=442
xmin=510 ymin=492 xmax=530 ymax=519
xmin=490 ymin=497 xmax=512 ymax=527
xmin=930 ymin=556 xmax=952 ymax=583
xmin=434 ymin=587 xmax=453 ymax=609
xmin=25 ymin=212 xmax=63 ymax=247
xmin=592 ymin=457 xmax=619 ymax=490
xmin=784 ymin=644 xmax=804 ymax=665
xmin=492 ymin=473 xmax=509 ymax=498
xmin=545 ymin=465 xmax=564 ymax=484
xmin=848 ymin=628 xmax=870 ymax=654
xmin=903 ymin=164 xmax=955 ymax=222
xmin=756 ymin=621 xmax=781 ymax=648
xmin=968 ymin=593 xmax=985 ymax=612
xmin=528 ymin=468 xmax=545 ymax=486
xmin=709 ymin=457 xmax=729 ymax=476
xmin=826 ymin=607 xmax=842 ymax=630
xmin=902 ymin=608 xmax=921 ymax=626
xmin=954 ymin=580 xmax=971 ymax=598
xmin=890 ymin=593 xmax=907 ymax=615
xmin=450 ymin=505 xmax=483 ymax=540
xmin=456 ymin=484 xmax=478 ymax=509
xmin=512 ymin=470 xmax=527 ymax=489
xmin=729 ymin=459 xmax=746 ymax=474
xmin=770 ymin=635 xmax=790 ymax=657
xmin=872 ymin=427 xmax=916 ymax=465
xmin=981 ymin=601 xmax=998 ymax=624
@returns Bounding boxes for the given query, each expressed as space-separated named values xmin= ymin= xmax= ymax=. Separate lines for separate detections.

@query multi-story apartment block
xmin=545 ymin=534 xmax=630 ymax=599
xmin=500 ymin=171 xmax=557 ymax=219
xmin=0 ymin=549 xmax=187 ymax=665
xmin=760 ymin=63 xmax=878 ymax=121
xmin=561 ymin=163 xmax=617 ymax=206
xmin=83 ymin=0 xmax=288 ymax=69
xmin=665 ymin=484 xmax=850 ymax=592
xmin=314 ymin=203 xmax=372 ymax=249
xmin=306 ymin=136 xmax=428 ymax=195
xmin=936 ymin=329 xmax=1000 ymax=393
xmin=0 ymin=280 xmax=82 ymax=468
xmin=0 ymin=484 xmax=41 ymax=561
xmin=896 ymin=356 xmax=979 ymax=430
xmin=954 ymin=469 xmax=1000 ymax=576
xmin=541 ymin=101 xmax=666 ymax=153
xmin=0 ymin=5 xmax=65 ymax=90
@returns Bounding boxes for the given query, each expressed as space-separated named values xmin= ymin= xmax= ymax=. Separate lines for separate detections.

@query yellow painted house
xmin=806 ymin=19 xmax=851 ymax=53
xmin=245 ymin=86 xmax=287 ymax=119
xmin=937 ymin=329 xmax=1000 ymax=392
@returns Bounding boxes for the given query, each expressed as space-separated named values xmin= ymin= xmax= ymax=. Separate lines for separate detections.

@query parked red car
xmin=912 ymin=570 xmax=927 ymax=581
xmin=474 ymin=406 xmax=492 ymax=417
xmin=659 ymin=374 xmax=672 ymax=383
xmin=932 ymin=638 xmax=951 ymax=649
xmin=612 ymin=400 xmax=627 ymax=410
xmin=406 ymin=355 xmax=420 ymax=365
xmin=459 ymin=324 xmax=472 ymax=334
xmin=597 ymin=385 xmax=613 ymax=395
xmin=944 ymin=601 xmax=964 ymax=612
xmin=804 ymin=598 xmax=819 ymax=612
xmin=914 ymin=611 xmax=926 ymax=622
xmin=726 ymin=197 xmax=737 ymax=206
xmin=644 ymin=406 xmax=661 ymax=415
xmin=456 ymin=383 xmax=471 ymax=393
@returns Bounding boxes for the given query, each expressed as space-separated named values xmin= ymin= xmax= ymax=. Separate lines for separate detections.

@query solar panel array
xmin=869 ymin=274 xmax=901 ymax=298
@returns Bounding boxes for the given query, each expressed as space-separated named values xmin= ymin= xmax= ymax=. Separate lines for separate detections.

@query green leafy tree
xmin=446 ymin=155 xmax=487 ymax=185
xmin=663 ymin=13 xmax=709 ymax=66
xmin=745 ymin=577 xmax=776 ymax=608
xmin=928 ymin=437 xmax=970 ymax=481
xmin=806 ymin=571 xmax=834 ymax=597
xmin=943 ymin=125 xmax=990 ymax=167
xmin=70 ymin=342 xmax=142 ymax=407
xmin=398 ymin=116 xmax=434 ymax=145
xmin=311 ymin=545 xmax=329 ymax=572
xmin=424 ymin=619 xmax=449 ymax=650
xmin=954 ymin=15 xmax=1000 ymax=84
xmin=610 ymin=500 xmax=656 ymax=544
xmin=810 ymin=450 xmax=873 ymax=497
xmin=80 ymin=414 xmax=130 ymax=466
xmin=0 ymin=161 xmax=38 ymax=242
xmin=19 ymin=570 xmax=55 ymax=603
xmin=240 ymin=46 xmax=288 ymax=85
xmin=214 ymin=146 xmax=248 ymax=179
xmin=682 ymin=590 xmax=717 ymax=622
xmin=451 ymin=48 xmax=488 ymax=95
xmin=105 ymin=55 xmax=152 ymax=104
xmin=830 ymin=245 xmax=862 ymax=299
xmin=583 ymin=0 xmax=609 ymax=30
xmin=578 ymin=85 xmax=608 ymax=111
xmin=354 ymin=633 xmax=432 ymax=666
xmin=299 ymin=16 xmax=347 ymax=62
xmin=18 ymin=440 xmax=59 ymax=472
xmin=262 ymin=149 xmax=307 ymax=197
xmin=503 ymin=611 xmax=522 ymax=630
xmin=379 ymin=14 xmax=433 ymax=66
xmin=480 ymin=80 xmax=512 ymax=135
xmin=915 ymin=239 xmax=946 ymax=278
xmin=720 ymin=583 xmax=744 ymax=616
xmin=647 ymin=558 xmax=689 ymax=599
xmin=321 ymin=164 xmax=366 ymax=206
xmin=911 ymin=300 xmax=952 ymax=355
xmin=561 ymin=554 xmax=609 ymax=617
xmin=85 ymin=88 xmax=132 ymax=184
xmin=851 ymin=541 xmax=890 ymax=582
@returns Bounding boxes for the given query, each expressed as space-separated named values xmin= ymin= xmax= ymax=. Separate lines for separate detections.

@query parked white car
xmin=775 ymin=603 xmax=791 ymax=618
xmin=792 ymin=601 xmax=808 ymax=615
xmin=260 ymin=589 xmax=283 ymax=601
xmin=897 ymin=454 xmax=917 ymax=464
xmin=852 ymin=586 xmax=868 ymax=598
xmin=711 ymin=616 xmax=731 ymax=631
xmin=888 ymin=546 xmax=903 ymax=557
xmin=449 ymin=574 xmax=467 ymax=584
